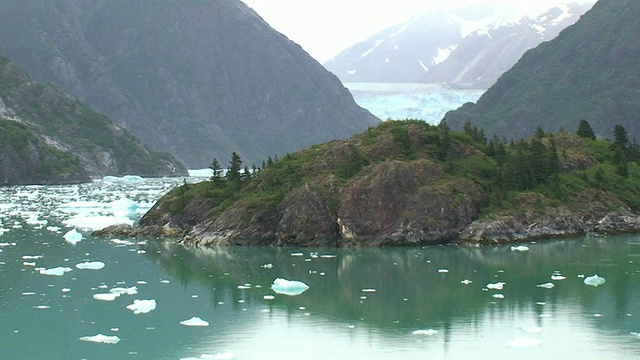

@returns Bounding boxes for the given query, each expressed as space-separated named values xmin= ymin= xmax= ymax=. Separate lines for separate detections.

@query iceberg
xmin=510 ymin=245 xmax=529 ymax=252
xmin=79 ymin=334 xmax=121 ymax=344
xmin=412 ymin=329 xmax=438 ymax=336
xmin=63 ymin=229 xmax=82 ymax=244
xmin=126 ymin=299 xmax=156 ymax=314
xmin=181 ymin=352 xmax=235 ymax=360
xmin=39 ymin=266 xmax=73 ymax=276
xmin=271 ymin=278 xmax=309 ymax=296
xmin=76 ymin=261 xmax=106 ymax=270
xmin=492 ymin=293 xmax=505 ymax=299
xmin=110 ymin=286 xmax=138 ymax=296
xmin=93 ymin=293 xmax=119 ymax=301
xmin=180 ymin=316 xmax=210 ymax=327
xmin=584 ymin=274 xmax=606 ymax=287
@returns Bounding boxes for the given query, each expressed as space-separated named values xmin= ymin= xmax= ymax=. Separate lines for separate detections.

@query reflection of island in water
xmin=141 ymin=235 xmax=640 ymax=335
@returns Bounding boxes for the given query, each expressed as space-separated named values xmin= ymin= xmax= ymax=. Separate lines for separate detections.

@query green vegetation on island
xmin=135 ymin=119 xmax=640 ymax=246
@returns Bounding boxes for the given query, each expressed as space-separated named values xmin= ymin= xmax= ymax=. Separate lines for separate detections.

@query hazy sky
xmin=241 ymin=0 xmax=595 ymax=62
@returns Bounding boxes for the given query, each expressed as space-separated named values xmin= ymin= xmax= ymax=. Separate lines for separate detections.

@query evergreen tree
xmin=576 ymin=120 xmax=596 ymax=140
xmin=243 ymin=165 xmax=252 ymax=182
xmin=226 ymin=152 xmax=243 ymax=188
xmin=209 ymin=158 xmax=223 ymax=185
xmin=613 ymin=124 xmax=629 ymax=150
xmin=612 ymin=146 xmax=628 ymax=177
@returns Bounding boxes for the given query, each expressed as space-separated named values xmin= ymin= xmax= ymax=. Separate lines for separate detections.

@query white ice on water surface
xmin=584 ymin=275 xmax=606 ymax=287
xmin=537 ymin=282 xmax=555 ymax=289
xmin=126 ymin=299 xmax=156 ymax=314
xmin=510 ymin=245 xmax=529 ymax=252
xmin=271 ymin=278 xmax=309 ymax=296
xmin=180 ymin=316 xmax=210 ymax=327
xmin=39 ymin=266 xmax=73 ymax=276
xmin=102 ymin=175 xmax=144 ymax=183
xmin=79 ymin=334 xmax=121 ymax=344
xmin=486 ymin=282 xmax=505 ymax=290
xmin=412 ymin=329 xmax=438 ymax=336
xmin=63 ymin=229 xmax=83 ymax=244
xmin=76 ymin=261 xmax=105 ymax=270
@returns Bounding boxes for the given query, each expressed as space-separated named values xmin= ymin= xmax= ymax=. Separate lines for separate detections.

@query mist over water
xmin=2 ymin=177 xmax=640 ymax=359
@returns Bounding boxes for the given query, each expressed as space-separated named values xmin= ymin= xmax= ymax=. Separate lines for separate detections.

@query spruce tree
xmin=576 ymin=120 xmax=596 ymax=140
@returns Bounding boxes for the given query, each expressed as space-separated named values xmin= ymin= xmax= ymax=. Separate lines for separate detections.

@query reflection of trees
xmin=142 ymin=235 xmax=640 ymax=334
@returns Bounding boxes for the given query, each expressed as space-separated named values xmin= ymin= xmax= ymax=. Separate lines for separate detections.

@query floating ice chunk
xmin=290 ymin=252 xmax=304 ymax=257
xmin=537 ymin=282 xmax=555 ymax=289
xmin=79 ymin=334 xmax=121 ymax=344
xmin=438 ymin=269 xmax=449 ymax=273
xmin=461 ymin=279 xmax=473 ymax=285
xmin=22 ymin=255 xmax=42 ymax=259
xmin=320 ymin=254 xmax=337 ymax=258
xmin=271 ymin=278 xmax=309 ymax=296
xmin=584 ymin=275 xmax=606 ymax=287
xmin=110 ymin=286 xmax=138 ymax=296
xmin=46 ymin=226 xmax=61 ymax=233
xmin=39 ymin=267 xmax=73 ymax=276
xmin=63 ymin=229 xmax=83 ymax=244
xmin=492 ymin=293 xmax=505 ymax=299
xmin=261 ymin=263 xmax=273 ymax=269
xmin=102 ymin=175 xmax=144 ymax=183
xmin=126 ymin=299 xmax=156 ymax=314
xmin=94 ymin=293 xmax=119 ymax=301
xmin=76 ymin=261 xmax=106 ymax=270
xmin=237 ymin=285 xmax=251 ymax=290
xmin=486 ymin=282 xmax=505 ymax=290
xmin=551 ymin=273 xmax=566 ymax=281
xmin=63 ymin=215 xmax=134 ymax=231
xmin=362 ymin=288 xmax=376 ymax=293
xmin=34 ymin=305 xmax=51 ymax=309
xmin=263 ymin=295 xmax=275 ymax=300
xmin=111 ymin=239 xmax=136 ymax=246
xmin=180 ymin=316 xmax=210 ymax=327
xmin=510 ymin=245 xmax=529 ymax=252
xmin=507 ymin=337 xmax=542 ymax=347
xmin=412 ymin=329 xmax=438 ymax=336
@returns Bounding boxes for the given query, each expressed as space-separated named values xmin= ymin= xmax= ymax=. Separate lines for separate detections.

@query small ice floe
xmin=111 ymin=239 xmax=136 ymax=246
xmin=110 ymin=286 xmax=138 ymax=296
xmin=521 ymin=326 xmax=543 ymax=334
xmin=412 ymin=329 xmax=438 ymax=336
xmin=486 ymin=282 xmax=505 ymax=290
xmin=75 ymin=261 xmax=106 ymax=270
xmin=362 ymin=288 xmax=376 ymax=293
xmin=34 ymin=305 xmax=51 ymax=309
xmin=22 ymin=255 xmax=42 ymax=260
xmin=180 ymin=316 xmax=209 ymax=327
xmin=507 ymin=337 xmax=542 ymax=347
xmin=93 ymin=293 xmax=119 ymax=301
xmin=271 ymin=278 xmax=309 ymax=296
xmin=261 ymin=263 xmax=273 ymax=269
xmin=551 ymin=273 xmax=566 ymax=281
xmin=79 ymin=334 xmax=121 ymax=344
xmin=537 ymin=282 xmax=555 ymax=289
xmin=492 ymin=293 xmax=505 ymax=299
xmin=126 ymin=299 xmax=156 ymax=314
xmin=263 ymin=295 xmax=275 ymax=300
xmin=320 ymin=254 xmax=337 ymax=259
xmin=584 ymin=275 xmax=606 ymax=287
xmin=237 ymin=284 xmax=251 ymax=290
xmin=23 ymin=262 xmax=36 ymax=267
xmin=63 ymin=229 xmax=83 ymax=245
xmin=438 ymin=269 xmax=449 ymax=273
xmin=39 ymin=266 xmax=73 ymax=276
xmin=461 ymin=279 xmax=473 ymax=285
xmin=46 ymin=226 xmax=61 ymax=233
xmin=510 ymin=245 xmax=529 ymax=252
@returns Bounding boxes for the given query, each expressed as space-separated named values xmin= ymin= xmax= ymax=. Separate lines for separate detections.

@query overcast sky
xmin=241 ymin=0 xmax=596 ymax=63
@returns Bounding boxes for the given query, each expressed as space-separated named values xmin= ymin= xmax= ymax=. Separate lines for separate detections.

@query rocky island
xmin=97 ymin=120 xmax=640 ymax=246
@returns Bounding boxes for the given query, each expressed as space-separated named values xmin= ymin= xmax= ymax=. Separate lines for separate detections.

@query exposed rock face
xmin=0 ymin=57 xmax=187 ymax=183
xmin=137 ymin=159 xmax=487 ymax=246
xmin=0 ymin=0 xmax=379 ymax=167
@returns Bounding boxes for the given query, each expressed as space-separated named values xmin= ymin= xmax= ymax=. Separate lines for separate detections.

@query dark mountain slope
xmin=0 ymin=0 xmax=379 ymax=167
xmin=444 ymin=0 xmax=640 ymax=139
xmin=0 ymin=57 xmax=187 ymax=184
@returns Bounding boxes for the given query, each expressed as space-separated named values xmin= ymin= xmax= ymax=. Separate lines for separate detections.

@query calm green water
xmin=2 ymin=179 xmax=640 ymax=359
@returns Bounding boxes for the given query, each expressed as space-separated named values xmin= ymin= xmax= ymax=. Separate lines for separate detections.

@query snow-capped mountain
xmin=324 ymin=2 xmax=595 ymax=88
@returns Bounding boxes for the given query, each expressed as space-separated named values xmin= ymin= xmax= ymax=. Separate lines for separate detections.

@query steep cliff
xmin=0 ymin=0 xmax=379 ymax=167
xmin=0 ymin=57 xmax=187 ymax=184
xmin=444 ymin=0 xmax=640 ymax=140
xmin=100 ymin=120 xmax=640 ymax=246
